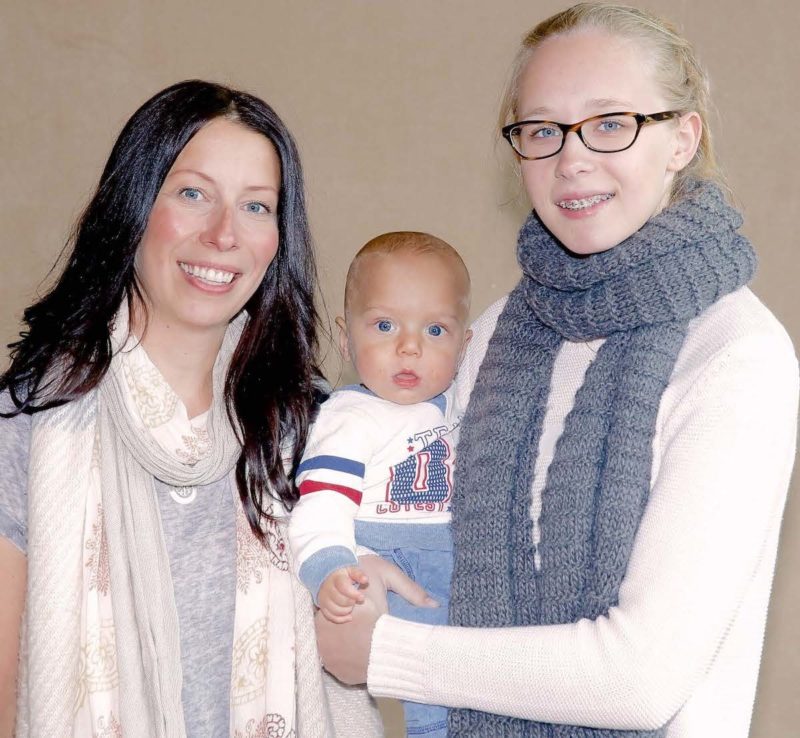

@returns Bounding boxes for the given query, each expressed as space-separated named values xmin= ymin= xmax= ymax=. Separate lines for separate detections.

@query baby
xmin=289 ymin=231 xmax=471 ymax=738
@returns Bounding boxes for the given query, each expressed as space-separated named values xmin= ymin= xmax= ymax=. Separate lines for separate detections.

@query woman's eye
xmin=426 ymin=324 xmax=445 ymax=337
xmin=377 ymin=320 xmax=393 ymax=333
xmin=179 ymin=187 xmax=203 ymax=201
xmin=245 ymin=201 xmax=271 ymax=215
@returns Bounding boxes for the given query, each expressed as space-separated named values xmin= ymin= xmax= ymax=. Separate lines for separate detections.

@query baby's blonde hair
xmin=344 ymin=231 xmax=470 ymax=316
xmin=499 ymin=2 xmax=727 ymax=203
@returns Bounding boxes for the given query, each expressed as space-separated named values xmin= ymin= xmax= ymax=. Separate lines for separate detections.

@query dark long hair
xmin=0 ymin=80 xmax=321 ymax=535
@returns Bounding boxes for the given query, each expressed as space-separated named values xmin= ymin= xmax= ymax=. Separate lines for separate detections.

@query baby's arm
xmin=317 ymin=566 xmax=369 ymax=623
xmin=289 ymin=489 xmax=362 ymax=605
xmin=289 ymin=394 xmax=379 ymax=610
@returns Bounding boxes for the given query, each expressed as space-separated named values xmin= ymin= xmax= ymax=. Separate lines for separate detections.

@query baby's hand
xmin=318 ymin=566 xmax=369 ymax=623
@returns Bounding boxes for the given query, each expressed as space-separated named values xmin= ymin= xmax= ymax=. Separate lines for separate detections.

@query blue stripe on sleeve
xmin=297 ymin=455 xmax=365 ymax=478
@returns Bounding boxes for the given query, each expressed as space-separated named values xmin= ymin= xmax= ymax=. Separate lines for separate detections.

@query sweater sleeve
xmin=289 ymin=396 xmax=378 ymax=602
xmin=367 ymin=330 xmax=799 ymax=730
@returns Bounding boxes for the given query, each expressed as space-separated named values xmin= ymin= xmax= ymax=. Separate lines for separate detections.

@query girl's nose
xmin=554 ymin=131 xmax=595 ymax=179
xmin=202 ymin=205 xmax=236 ymax=251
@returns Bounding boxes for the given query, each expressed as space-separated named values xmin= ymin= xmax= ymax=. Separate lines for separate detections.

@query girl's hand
xmin=317 ymin=566 xmax=369 ymax=624
xmin=315 ymin=554 xmax=437 ymax=685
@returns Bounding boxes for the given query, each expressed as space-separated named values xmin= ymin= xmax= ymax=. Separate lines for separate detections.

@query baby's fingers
xmin=334 ymin=570 xmax=366 ymax=604
xmin=320 ymin=597 xmax=355 ymax=622
xmin=321 ymin=608 xmax=354 ymax=624
xmin=326 ymin=586 xmax=359 ymax=607
xmin=347 ymin=566 xmax=369 ymax=587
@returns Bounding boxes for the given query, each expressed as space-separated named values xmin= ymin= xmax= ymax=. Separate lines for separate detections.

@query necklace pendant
xmin=170 ymin=486 xmax=198 ymax=505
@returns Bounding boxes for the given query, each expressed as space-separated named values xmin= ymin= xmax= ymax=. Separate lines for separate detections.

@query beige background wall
xmin=1 ymin=1 xmax=797 ymax=735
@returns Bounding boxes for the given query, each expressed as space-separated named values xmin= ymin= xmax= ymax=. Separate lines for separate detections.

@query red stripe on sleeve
xmin=298 ymin=480 xmax=362 ymax=505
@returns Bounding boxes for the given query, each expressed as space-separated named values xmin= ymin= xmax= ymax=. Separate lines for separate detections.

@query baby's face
xmin=339 ymin=251 xmax=471 ymax=405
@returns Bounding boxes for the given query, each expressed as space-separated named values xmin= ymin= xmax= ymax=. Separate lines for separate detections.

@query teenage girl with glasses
xmin=317 ymin=4 xmax=798 ymax=737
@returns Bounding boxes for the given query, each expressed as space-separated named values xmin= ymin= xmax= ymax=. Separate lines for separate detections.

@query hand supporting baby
xmin=316 ymin=555 xmax=437 ymax=684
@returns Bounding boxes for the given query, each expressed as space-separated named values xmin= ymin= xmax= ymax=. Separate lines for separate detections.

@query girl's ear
xmin=667 ymin=111 xmax=702 ymax=172
xmin=335 ymin=316 xmax=351 ymax=361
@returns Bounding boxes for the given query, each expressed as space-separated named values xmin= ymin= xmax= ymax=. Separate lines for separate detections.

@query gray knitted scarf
xmin=448 ymin=182 xmax=756 ymax=737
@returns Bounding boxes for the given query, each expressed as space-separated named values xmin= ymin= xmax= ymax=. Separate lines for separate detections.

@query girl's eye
xmin=597 ymin=119 xmax=624 ymax=133
xmin=426 ymin=324 xmax=445 ymax=337
xmin=245 ymin=201 xmax=271 ymax=215
xmin=531 ymin=124 xmax=561 ymax=139
xmin=594 ymin=116 xmax=637 ymax=137
xmin=377 ymin=320 xmax=393 ymax=333
xmin=179 ymin=187 xmax=203 ymax=201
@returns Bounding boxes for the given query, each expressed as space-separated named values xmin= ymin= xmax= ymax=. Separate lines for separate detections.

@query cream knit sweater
xmin=367 ymin=287 xmax=798 ymax=738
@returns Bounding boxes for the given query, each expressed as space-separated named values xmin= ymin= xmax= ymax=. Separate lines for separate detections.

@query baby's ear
xmin=335 ymin=316 xmax=351 ymax=362
xmin=458 ymin=328 xmax=473 ymax=365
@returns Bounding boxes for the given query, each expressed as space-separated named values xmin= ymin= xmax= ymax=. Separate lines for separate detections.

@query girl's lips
xmin=393 ymin=371 xmax=420 ymax=389
xmin=555 ymin=193 xmax=614 ymax=219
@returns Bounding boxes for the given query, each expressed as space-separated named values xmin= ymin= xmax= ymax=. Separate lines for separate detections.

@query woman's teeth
xmin=556 ymin=193 xmax=613 ymax=210
xmin=179 ymin=262 xmax=236 ymax=284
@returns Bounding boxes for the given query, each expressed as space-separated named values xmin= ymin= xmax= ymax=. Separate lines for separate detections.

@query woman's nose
xmin=202 ymin=205 xmax=236 ymax=251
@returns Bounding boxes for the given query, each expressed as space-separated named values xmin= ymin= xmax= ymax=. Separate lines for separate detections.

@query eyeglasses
xmin=501 ymin=111 xmax=682 ymax=160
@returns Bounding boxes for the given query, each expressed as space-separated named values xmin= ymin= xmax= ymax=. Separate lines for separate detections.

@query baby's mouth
xmin=393 ymin=371 xmax=420 ymax=388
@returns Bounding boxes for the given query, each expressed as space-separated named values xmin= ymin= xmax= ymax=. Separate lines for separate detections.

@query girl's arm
xmin=361 ymin=329 xmax=797 ymax=729
xmin=0 ymin=538 xmax=25 ymax=737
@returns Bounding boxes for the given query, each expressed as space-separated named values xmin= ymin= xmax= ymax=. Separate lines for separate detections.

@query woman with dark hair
xmin=0 ymin=80 xmax=380 ymax=737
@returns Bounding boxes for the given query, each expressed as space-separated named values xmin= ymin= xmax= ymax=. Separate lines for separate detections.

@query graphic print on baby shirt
xmin=379 ymin=425 xmax=453 ymax=514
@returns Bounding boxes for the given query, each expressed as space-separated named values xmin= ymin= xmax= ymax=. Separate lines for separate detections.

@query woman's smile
xmin=133 ymin=118 xmax=281 ymax=343
xmin=178 ymin=261 xmax=239 ymax=287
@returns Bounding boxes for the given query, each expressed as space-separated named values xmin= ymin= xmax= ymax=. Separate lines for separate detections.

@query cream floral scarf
xmin=18 ymin=306 xmax=303 ymax=737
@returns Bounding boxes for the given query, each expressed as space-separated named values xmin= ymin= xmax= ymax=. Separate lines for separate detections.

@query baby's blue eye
xmin=180 ymin=187 xmax=202 ymax=201
xmin=245 ymin=201 xmax=270 ymax=214
xmin=377 ymin=320 xmax=393 ymax=332
xmin=427 ymin=324 xmax=444 ymax=337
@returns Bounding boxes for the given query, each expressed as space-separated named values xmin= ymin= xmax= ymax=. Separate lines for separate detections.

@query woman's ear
xmin=335 ymin=316 xmax=351 ymax=362
xmin=667 ymin=111 xmax=702 ymax=172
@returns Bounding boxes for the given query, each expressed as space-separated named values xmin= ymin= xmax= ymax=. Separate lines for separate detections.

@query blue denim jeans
xmin=355 ymin=521 xmax=452 ymax=738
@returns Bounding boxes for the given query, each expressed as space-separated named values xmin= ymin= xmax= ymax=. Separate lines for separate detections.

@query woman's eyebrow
xmin=167 ymin=168 xmax=278 ymax=193
xmin=166 ymin=167 xmax=214 ymax=183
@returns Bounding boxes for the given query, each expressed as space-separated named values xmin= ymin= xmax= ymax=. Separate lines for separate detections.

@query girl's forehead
xmin=517 ymin=31 xmax=664 ymax=118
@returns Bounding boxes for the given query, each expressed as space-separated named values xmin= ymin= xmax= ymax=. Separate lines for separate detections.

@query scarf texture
xmin=17 ymin=305 xmax=336 ymax=738
xmin=448 ymin=182 xmax=756 ymax=737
